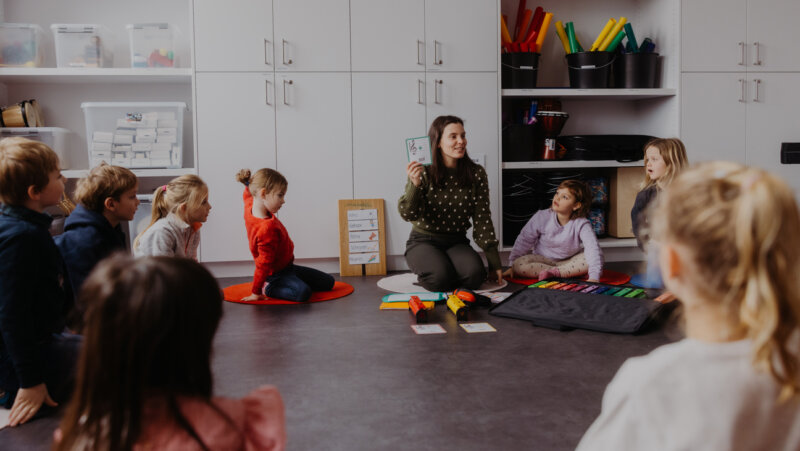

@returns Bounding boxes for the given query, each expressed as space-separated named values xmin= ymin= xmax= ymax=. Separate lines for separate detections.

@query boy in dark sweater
xmin=0 ymin=137 xmax=80 ymax=427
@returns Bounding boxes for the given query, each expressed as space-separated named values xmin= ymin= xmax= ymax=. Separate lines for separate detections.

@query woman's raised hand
xmin=406 ymin=161 xmax=423 ymax=187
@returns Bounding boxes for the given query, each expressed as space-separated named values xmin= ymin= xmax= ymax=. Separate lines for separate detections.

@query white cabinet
xmin=273 ymin=0 xmax=351 ymax=72
xmin=425 ymin=0 xmax=498 ymax=72
xmin=350 ymin=0 xmax=425 ymax=71
xmin=275 ymin=73 xmax=353 ymax=258
xmin=352 ymin=73 xmax=427 ymax=255
xmin=193 ymin=0 xmax=273 ymax=72
xmin=747 ymin=0 xmax=800 ymax=71
xmin=196 ymin=72 xmax=276 ymax=262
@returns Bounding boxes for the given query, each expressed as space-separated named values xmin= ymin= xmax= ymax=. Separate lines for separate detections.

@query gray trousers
xmin=405 ymin=231 xmax=485 ymax=292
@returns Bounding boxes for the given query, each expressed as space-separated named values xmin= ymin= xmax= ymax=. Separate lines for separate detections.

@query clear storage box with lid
xmin=51 ymin=24 xmax=113 ymax=68
xmin=0 ymin=127 xmax=72 ymax=168
xmin=126 ymin=23 xmax=177 ymax=68
xmin=81 ymin=102 xmax=186 ymax=169
xmin=0 ymin=23 xmax=44 ymax=67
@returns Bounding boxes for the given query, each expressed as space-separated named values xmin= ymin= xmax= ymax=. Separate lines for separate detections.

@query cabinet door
xmin=426 ymin=72 xmax=500 ymax=242
xmin=680 ymin=73 xmax=746 ymax=164
xmin=275 ymin=73 xmax=352 ymax=258
xmin=747 ymin=0 xmax=800 ymax=71
xmin=196 ymin=73 xmax=276 ymax=262
xmin=681 ymin=0 xmax=746 ymax=72
xmin=425 ymin=0 xmax=497 ymax=72
xmin=352 ymin=73 xmax=427 ymax=256
xmin=273 ymin=0 xmax=350 ymax=71
xmin=350 ymin=0 xmax=425 ymax=71
xmin=746 ymin=73 xmax=800 ymax=194
xmin=194 ymin=0 xmax=273 ymax=71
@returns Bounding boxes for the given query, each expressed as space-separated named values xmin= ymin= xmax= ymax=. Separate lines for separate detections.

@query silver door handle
xmin=739 ymin=79 xmax=746 ymax=102
xmin=738 ymin=42 xmax=745 ymax=66
xmin=417 ymin=40 xmax=424 ymax=65
xmin=434 ymin=40 xmax=442 ymax=65
xmin=434 ymin=79 xmax=442 ymax=104
xmin=753 ymin=42 xmax=762 ymax=66
xmin=282 ymin=39 xmax=292 ymax=65
xmin=283 ymin=79 xmax=293 ymax=105
xmin=264 ymin=39 xmax=271 ymax=65
xmin=417 ymin=79 xmax=424 ymax=104
xmin=265 ymin=79 xmax=272 ymax=106
xmin=753 ymin=79 xmax=761 ymax=102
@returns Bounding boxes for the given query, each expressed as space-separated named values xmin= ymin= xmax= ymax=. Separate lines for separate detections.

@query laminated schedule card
xmin=406 ymin=136 xmax=432 ymax=165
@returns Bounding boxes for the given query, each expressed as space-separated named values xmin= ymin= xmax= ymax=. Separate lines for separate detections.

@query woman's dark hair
xmin=428 ymin=115 xmax=478 ymax=188
xmin=55 ymin=255 xmax=227 ymax=451
xmin=558 ymin=179 xmax=592 ymax=219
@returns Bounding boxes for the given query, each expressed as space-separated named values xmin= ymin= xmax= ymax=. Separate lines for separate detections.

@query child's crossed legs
xmin=512 ymin=252 xmax=588 ymax=280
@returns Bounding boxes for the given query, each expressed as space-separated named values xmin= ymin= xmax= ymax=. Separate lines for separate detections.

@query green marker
xmin=530 ymin=280 xmax=550 ymax=288
xmin=604 ymin=287 xmax=621 ymax=296
xmin=566 ymin=22 xmax=579 ymax=54
xmin=606 ymin=30 xmax=626 ymax=53
xmin=613 ymin=287 xmax=632 ymax=297
xmin=623 ymin=23 xmax=639 ymax=53
xmin=625 ymin=288 xmax=645 ymax=298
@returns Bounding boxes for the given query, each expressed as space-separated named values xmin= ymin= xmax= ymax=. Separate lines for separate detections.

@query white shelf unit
xmin=498 ymin=0 xmax=679 ymax=261
xmin=0 ymin=0 xmax=195 ymax=178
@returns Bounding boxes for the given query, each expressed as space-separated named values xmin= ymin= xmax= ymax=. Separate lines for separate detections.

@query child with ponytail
xmin=578 ymin=161 xmax=800 ymax=450
xmin=133 ymin=175 xmax=211 ymax=260
xmin=236 ymin=168 xmax=334 ymax=302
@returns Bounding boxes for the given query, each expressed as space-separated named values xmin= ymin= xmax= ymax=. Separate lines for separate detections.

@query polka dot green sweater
xmin=398 ymin=165 xmax=501 ymax=271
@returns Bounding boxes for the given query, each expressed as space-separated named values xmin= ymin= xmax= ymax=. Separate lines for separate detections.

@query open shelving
xmin=0 ymin=68 xmax=192 ymax=84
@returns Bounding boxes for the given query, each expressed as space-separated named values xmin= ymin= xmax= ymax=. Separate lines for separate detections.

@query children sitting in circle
xmin=236 ymin=168 xmax=334 ymax=302
xmin=53 ymin=255 xmax=286 ymax=450
xmin=133 ymin=174 xmax=211 ymax=260
xmin=578 ymin=161 xmax=800 ymax=450
xmin=504 ymin=179 xmax=603 ymax=282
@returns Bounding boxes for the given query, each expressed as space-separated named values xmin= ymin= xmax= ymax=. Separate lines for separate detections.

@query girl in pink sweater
xmin=54 ymin=255 xmax=286 ymax=451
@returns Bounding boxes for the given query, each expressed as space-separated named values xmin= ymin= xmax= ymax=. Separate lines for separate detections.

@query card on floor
xmin=410 ymin=324 xmax=446 ymax=334
xmin=460 ymin=322 xmax=496 ymax=333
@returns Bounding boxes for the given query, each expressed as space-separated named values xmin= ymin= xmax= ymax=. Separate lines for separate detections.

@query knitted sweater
xmin=134 ymin=213 xmax=201 ymax=260
xmin=243 ymin=189 xmax=294 ymax=294
xmin=631 ymin=184 xmax=659 ymax=249
xmin=398 ymin=165 xmax=501 ymax=271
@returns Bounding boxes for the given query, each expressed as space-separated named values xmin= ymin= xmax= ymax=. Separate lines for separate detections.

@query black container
xmin=502 ymin=124 xmax=543 ymax=162
xmin=502 ymin=52 xmax=540 ymax=89
xmin=565 ymin=52 xmax=614 ymax=89
xmin=613 ymin=52 xmax=658 ymax=88
xmin=502 ymin=172 xmax=539 ymax=246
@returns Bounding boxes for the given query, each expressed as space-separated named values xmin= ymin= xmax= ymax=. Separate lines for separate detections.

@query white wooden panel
xmin=194 ymin=0 xmax=273 ymax=71
xmin=350 ymin=0 xmax=425 ymax=71
xmin=274 ymin=0 xmax=350 ymax=71
xmin=681 ymin=0 xmax=747 ymax=72
xmin=426 ymin=0 xmax=497 ymax=72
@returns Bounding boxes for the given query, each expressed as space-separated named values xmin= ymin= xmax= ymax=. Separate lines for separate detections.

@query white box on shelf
xmin=0 ymin=127 xmax=71 ymax=168
xmin=81 ymin=102 xmax=186 ymax=170
xmin=51 ymin=24 xmax=113 ymax=68
xmin=0 ymin=24 xmax=44 ymax=67
xmin=126 ymin=23 xmax=177 ymax=68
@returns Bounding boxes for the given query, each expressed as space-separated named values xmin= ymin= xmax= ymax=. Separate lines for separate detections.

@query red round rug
xmin=223 ymin=281 xmax=354 ymax=305
xmin=505 ymin=269 xmax=631 ymax=286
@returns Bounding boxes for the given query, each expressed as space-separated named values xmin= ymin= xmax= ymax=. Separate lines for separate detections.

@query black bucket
xmin=502 ymin=124 xmax=543 ymax=162
xmin=502 ymin=52 xmax=540 ymax=89
xmin=613 ymin=52 xmax=658 ymax=88
xmin=566 ymin=52 xmax=614 ymax=89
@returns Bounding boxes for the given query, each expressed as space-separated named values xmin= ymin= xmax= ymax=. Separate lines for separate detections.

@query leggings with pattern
xmin=511 ymin=252 xmax=588 ymax=279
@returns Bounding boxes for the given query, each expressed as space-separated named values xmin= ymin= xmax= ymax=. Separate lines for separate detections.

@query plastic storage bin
xmin=0 ymin=23 xmax=44 ymax=67
xmin=51 ymin=24 xmax=113 ymax=68
xmin=0 ymin=127 xmax=72 ymax=168
xmin=81 ymin=102 xmax=186 ymax=169
xmin=126 ymin=23 xmax=177 ymax=68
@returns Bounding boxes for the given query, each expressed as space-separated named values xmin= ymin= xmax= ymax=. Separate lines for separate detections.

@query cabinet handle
xmin=283 ymin=79 xmax=293 ymax=105
xmin=265 ymin=79 xmax=272 ymax=106
xmin=417 ymin=40 xmax=424 ymax=65
xmin=417 ymin=79 xmax=424 ymax=104
xmin=753 ymin=42 xmax=762 ymax=66
xmin=264 ymin=39 xmax=271 ymax=66
xmin=282 ymin=39 xmax=292 ymax=65
xmin=738 ymin=42 xmax=745 ymax=66
xmin=434 ymin=40 xmax=442 ymax=65
xmin=739 ymin=78 xmax=746 ymax=102
xmin=434 ymin=79 xmax=443 ymax=104
xmin=753 ymin=79 xmax=761 ymax=102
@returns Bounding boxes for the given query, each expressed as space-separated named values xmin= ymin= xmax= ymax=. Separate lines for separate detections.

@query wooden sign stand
xmin=338 ymin=199 xmax=387 ymax=276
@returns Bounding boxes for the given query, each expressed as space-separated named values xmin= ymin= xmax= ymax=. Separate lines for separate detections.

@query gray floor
xmin=1 ymin=262 xmax=677 ymax=450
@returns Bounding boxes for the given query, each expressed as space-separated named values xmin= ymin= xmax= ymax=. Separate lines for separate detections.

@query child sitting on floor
xmin=236 ymin=168 xmax=334 ymax=302
xmin=577 ymin=162 xmax=800 ymax=450
xmin=504 ymin=179 xmax=603 ymax=282
xmin=54 ymin=255 xmax=286 ymax=450
xmin=133 ymin=174 xmax=211 ymax=260
xmin=56 ymin=163 xmax=138 ymax=328
xmin=0 ymin=137 xmax=81 ymax=427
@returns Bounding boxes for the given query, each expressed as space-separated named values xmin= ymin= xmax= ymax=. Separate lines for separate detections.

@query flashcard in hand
xmin=406 ymin=136 xmax=432 ymax=166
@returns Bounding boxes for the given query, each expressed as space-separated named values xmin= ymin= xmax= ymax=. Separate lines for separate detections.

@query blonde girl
xmin=133 ymin=174 xmax=211 ymax=260
xmin=578 ymin=162 xmax=800 ymax=450
xmin=236 ymin=168 xmax=334 ymax=302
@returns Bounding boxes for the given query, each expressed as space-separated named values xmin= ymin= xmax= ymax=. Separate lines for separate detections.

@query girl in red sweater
xmin=236 ymin=168 xmax=335 ymax=302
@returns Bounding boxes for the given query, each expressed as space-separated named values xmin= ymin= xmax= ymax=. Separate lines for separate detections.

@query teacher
xmin=398 ymin=115 xmax=503 ymax=292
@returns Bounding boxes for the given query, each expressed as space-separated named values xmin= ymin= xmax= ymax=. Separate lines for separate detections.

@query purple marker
xmin=570 ymin=284 xmax=587 ymax=291
xmin=581 ymin=285 xmax=599 ymax=293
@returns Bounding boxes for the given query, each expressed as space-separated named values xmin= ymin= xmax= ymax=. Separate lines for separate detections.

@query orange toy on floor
xmin=223 ymin=281 xmax=354 ymax=305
